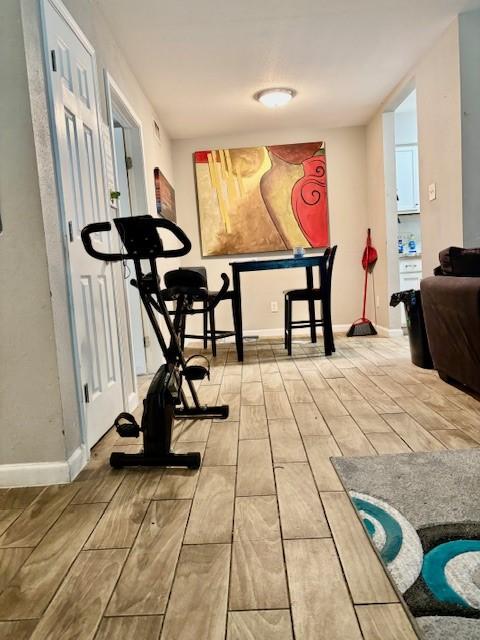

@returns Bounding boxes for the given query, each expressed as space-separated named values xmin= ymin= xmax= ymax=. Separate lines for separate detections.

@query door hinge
xmin=125 ymin=156 xmax=133 ymax=170
xmin=50 ymin=50 xmax=57 ymax=72
xmin=143 ymin=335 xmax=150 ymax=348
xmin=68 ymin=221 xmax=74 ymax=242
xmin=84 ymin=383 xmax=90 ymax=403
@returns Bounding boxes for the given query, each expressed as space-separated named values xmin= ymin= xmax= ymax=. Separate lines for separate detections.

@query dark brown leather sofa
xmin=420 ymin=247 xmax=480 ymax=394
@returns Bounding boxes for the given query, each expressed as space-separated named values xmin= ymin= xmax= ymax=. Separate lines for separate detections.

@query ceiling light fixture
xmin=254 ymin=87 xmax=296 ymax=108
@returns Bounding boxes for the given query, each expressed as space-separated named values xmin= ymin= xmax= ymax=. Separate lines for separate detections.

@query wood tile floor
xmin=1 ymin=335 xmax=480 ymax=639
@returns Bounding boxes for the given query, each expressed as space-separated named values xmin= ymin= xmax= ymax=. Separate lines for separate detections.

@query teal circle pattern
xmin=352 ymin=496 xmax=404 ymax=564
xmin=422 ymin=539 xmax=480 ymax=609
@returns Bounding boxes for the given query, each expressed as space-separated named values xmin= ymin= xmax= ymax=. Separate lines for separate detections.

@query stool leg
xmin=209 ymin=306 xmax=217 ymax=358
xmin=203 ymin=300 xmax=208 ymax=349
xmin=284 ymin=297 xmax=288 ymax=349
xmin=306 ymin=265 xmax=316 ymax=344
xmin=287 ymin=299 xmax=293 ymax=356
xmin=308 ymin=298 xmax=317 ymax=344
xmin=324 ymin=297 xmax=335 ymax=353
xmin=230 ymin=296 xmax=239 ymax=354
xmin=322 ymin=300 xmax=333 ymax=357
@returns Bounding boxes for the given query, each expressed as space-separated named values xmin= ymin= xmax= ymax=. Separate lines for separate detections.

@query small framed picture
xmin=154 ymin=167 xmax=176 ymax=222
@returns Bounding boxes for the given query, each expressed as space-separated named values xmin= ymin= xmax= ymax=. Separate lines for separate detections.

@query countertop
xmin=398 ymin=253 xmax=422 ymax=259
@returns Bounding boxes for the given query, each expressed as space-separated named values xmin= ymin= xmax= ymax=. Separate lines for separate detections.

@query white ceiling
xmin=96 ymin=0 xmax=480 ymax=139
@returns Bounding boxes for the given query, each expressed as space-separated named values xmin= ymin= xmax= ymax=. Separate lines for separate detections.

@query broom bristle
xmin=346 ymin=320 xmax=377 ymax=337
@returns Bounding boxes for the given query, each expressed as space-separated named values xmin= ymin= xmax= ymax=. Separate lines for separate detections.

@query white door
xmin=43 ymin=0 xmax=123 ymax=447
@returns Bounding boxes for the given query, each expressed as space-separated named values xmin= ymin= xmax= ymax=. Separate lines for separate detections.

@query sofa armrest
xmin=421 ymin=275 xmax=480 ymax=305
xmin=420 ymin=276 xmax=480 ymax=392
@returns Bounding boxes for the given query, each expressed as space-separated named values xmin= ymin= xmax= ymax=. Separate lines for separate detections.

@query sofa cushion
xmin=438 ymin=246 xmax=480 ymax=277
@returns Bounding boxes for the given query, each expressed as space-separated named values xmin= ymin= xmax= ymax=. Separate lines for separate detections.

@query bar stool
xmin=284 ymin=246 xmax=337 ymax=357
xmin=177 ymin=267 xmax=236 ymax=357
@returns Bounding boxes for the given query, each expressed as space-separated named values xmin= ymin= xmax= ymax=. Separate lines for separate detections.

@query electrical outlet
xmin=428 ymin=183 xmax=437 ymax=201
xmin=376 ymin=295 xmax=380 ymax=308
xmin=270 ymin=301 xmax=279 ymax=313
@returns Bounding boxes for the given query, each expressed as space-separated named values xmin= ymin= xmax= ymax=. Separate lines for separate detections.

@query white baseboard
xmin=241 ymin=324 xmax=401 ymax=339
xmin=244 ymin=324 xmax=352 ymax=338
xmin=332 ymin=324 xmax=352 ymax=334
xmin=185 ymin=323 xmax=404 ymax=346
xmin=186 ymin=324 xmax=353 ymax=345
xmin=0 ymin=443 xmax=88 ymax=488
xmin=375 ymin=325 xmax=404 ymax=338
xmin=67 ymin=443 xmax=88 ymax=481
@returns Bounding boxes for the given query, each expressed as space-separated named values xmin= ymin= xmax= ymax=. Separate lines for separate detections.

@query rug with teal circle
xmin=333 ymin=449 xmax=480 ymax=640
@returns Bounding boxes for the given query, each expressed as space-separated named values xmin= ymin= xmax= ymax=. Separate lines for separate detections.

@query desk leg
xmin=232 ymin=269 xmax=244 ymax=361
xmin=306 ymin=266 xmax=316 ymax=344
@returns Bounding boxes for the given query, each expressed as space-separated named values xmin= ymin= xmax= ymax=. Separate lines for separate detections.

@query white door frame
xmin=105 ymin=72 xmax=150 ymax=215
xmin=380 ymin=77 xmax=417 ymax=332
xmin=38 ymin=0 xmax=129 ymax=449
xmin=104 ymin=71 xmax=150 ymax=378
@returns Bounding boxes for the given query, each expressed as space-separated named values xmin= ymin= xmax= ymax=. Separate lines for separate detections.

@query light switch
xmin=428 ymin=183 xmax=437 ymax=201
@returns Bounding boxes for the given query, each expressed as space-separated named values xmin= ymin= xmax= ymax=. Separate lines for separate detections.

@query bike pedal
xmin=113 ymin=412 xmax=140 ymax=438
xmin=117 ymin=422 xmax=140 ymax=438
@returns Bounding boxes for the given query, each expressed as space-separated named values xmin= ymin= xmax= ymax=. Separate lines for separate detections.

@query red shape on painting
xmin=194 ymin=150 xmax=211 ymax=163
xmin=267 ymin=142 xmax=324 ymax=164
xmin=291 ymin=155 xmax=329 ymax=247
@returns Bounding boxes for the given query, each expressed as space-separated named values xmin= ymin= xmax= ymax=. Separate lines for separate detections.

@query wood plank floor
xmin=1 ymin=335 xmax=479 ymax=639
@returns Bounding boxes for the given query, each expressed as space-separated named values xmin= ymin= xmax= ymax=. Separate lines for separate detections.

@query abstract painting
xmin=154 ymin=167 xmax=176 ymax=222
xmin=194 ymin=141 xmax=329 ymax=256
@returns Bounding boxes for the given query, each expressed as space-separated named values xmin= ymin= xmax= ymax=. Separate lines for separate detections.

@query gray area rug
xmin=333 ymin=449 xmax=480 ymax=640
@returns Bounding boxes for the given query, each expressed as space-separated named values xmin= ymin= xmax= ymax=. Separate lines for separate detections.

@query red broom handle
xmin=361 ymin=233 xmax=370 ymax=320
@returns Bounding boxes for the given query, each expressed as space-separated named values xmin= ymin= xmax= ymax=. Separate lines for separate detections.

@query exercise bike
xmin=81 ymin=214 xmax=230 ymax=470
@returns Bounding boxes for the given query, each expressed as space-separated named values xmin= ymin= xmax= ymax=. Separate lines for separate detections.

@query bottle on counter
xmin=408 ymin=234 xmax=416 ymax=254
xmin=398 ymin=237 xmax=404 ymax=254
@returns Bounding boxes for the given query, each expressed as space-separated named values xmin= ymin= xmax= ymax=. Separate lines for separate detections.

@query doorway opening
xmin=393 ymin=90 xmax=422 ymax=326
xmin=112 ymin=123 xmax=147 ymax=375
xmin=105 ymin=73 xmax=149 ymax=377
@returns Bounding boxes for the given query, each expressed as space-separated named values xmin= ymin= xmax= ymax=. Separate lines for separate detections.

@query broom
xmin=347 ymin=228 xmax=377 ymax=337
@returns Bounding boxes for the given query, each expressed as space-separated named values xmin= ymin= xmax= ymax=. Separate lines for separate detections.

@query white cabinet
xmin=396 ymin=145 xmax=420 ymax=213
xmin=399 ymin=257 xmax=422 ymax=325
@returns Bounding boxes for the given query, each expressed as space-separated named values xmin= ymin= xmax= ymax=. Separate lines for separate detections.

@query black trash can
xmin=390 ymin=289 xmax=433 ymax=369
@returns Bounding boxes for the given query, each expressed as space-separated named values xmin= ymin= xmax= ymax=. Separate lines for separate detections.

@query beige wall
xmin=173 ymin=126 xmax=371 ymax=336
xmin=416 ymin=20 xmax=463 ymax=276
xmin=459 ymin=10 xmax=480 ymax=249
xmin=0 ymin=0 xmax=66 ymax=465
xmin=366 ymin=19 xmax=463 ymax=326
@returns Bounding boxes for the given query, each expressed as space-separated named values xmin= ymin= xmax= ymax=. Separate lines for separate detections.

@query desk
xmin=230 ymin=254 xmax=327 ymax=361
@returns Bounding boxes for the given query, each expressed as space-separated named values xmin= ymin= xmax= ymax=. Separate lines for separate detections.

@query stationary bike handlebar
xmin=81 ymin=216 xmax=192 ymax=262
xmin=81 ymin=221 xmax=123 ymax=261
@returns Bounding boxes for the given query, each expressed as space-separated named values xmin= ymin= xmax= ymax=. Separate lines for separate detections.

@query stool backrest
xmin=322 ymin=245 xmax=337 ymax=296
xmin=180 ymin=266 xmax=207 ymax=284
xmin=165 ymin=266 xmax=207 ymax=290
